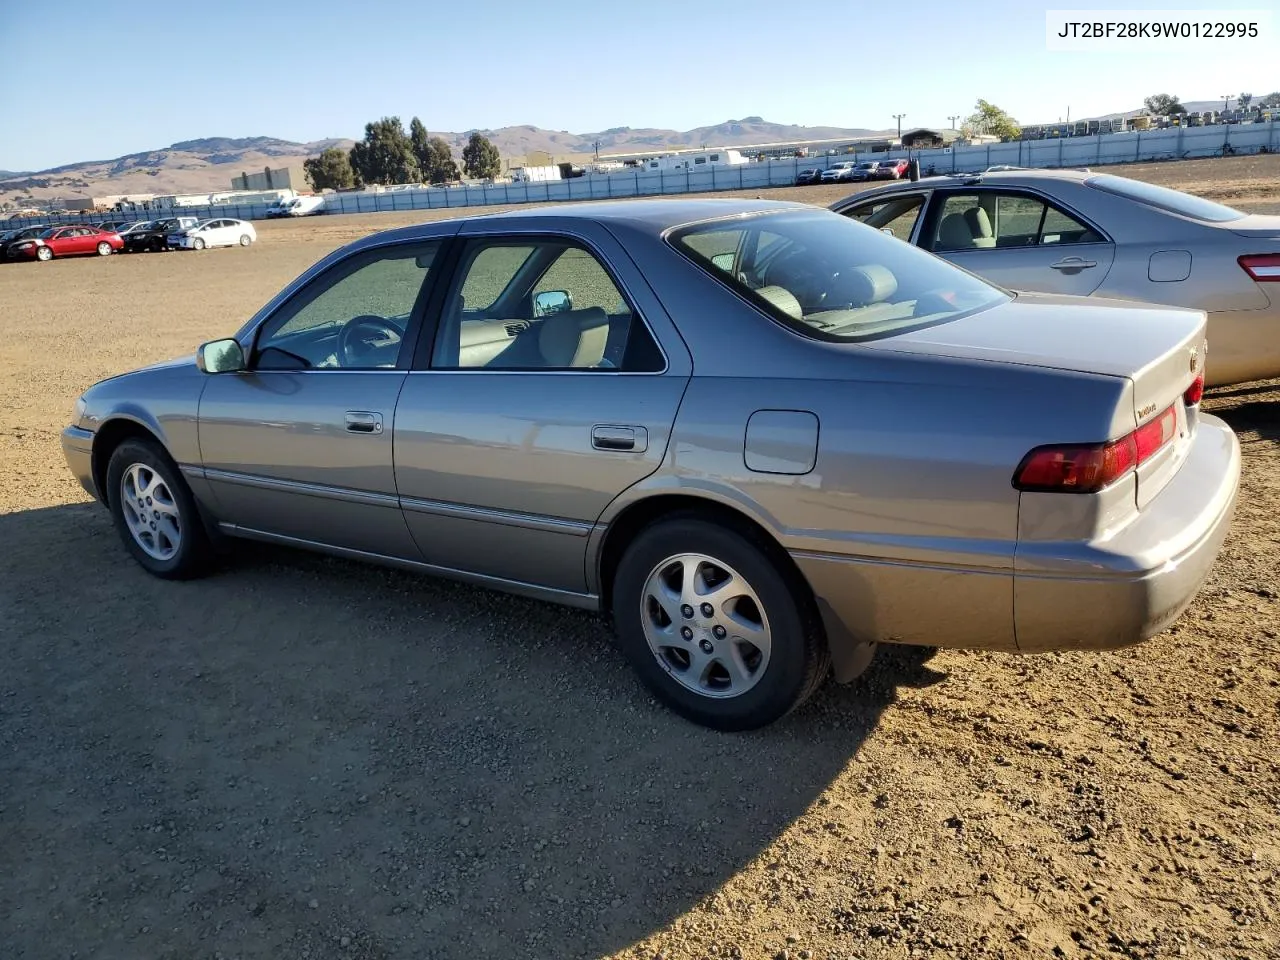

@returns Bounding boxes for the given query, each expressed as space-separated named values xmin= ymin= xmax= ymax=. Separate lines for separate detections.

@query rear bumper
xmin=791 ymin=413 xmax=1239 ymax=665
xmin=1013 ymin=413 xmax=1240 ymax=651
xmin=61 ymin=425 xmax=98 ymax=501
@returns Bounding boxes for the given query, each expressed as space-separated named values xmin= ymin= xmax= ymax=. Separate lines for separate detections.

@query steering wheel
xmin=337 ymin=315 xmax=404 ymax=367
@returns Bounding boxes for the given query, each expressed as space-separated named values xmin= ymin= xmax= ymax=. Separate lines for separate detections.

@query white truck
xmin=266 ymin=195 xmax=326 ymax=217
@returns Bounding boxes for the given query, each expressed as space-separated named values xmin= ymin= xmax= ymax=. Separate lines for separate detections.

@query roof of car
xmin=485 ymin=197 xmax=810 ymax=227
xmin=351 ymin=197 xmax=817 ymax=250
xmin=829 ymin=167 xmax=1097 ymax=206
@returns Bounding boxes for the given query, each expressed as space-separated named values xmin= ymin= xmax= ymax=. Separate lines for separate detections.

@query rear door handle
xmin=345 ymin=411 xmax=383 ymax=434
xmin=1050 ymin=256 xmax=1097 ymax=271
xmin=592 ymin=424 xmax=647 ymax=452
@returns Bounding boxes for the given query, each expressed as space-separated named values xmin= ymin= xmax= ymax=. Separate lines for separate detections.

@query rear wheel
xmin=239 ymin=234 xmax=252 ymax=247
xmin=105 ymin=438 xmax=212 ymax=579
xmin=96 ymin=241 xmax=112 ymax=256
xmin=611 ymin=516 xmax=829 ymax=730
xmin=36 ymin=246 xmax=53 ymax=261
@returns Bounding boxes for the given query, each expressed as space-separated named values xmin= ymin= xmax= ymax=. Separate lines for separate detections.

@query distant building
xmin=231 ymin=165 xmax=304 ymax=191
xmin=900 ymin=128 xmax=960 ymax=149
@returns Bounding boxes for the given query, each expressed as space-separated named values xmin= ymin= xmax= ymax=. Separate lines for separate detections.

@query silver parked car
xmin=62 ymin=198 xmax=1240 ymax=730
xmin=829 ymin=169 xmax=1280 ymax=387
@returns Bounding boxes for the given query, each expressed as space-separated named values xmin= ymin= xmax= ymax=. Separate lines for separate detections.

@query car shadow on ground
xmin=0 ymin=503 xmax=946 ymax=960
xmin=1206 ymin=380 xmax=1280 ymax=444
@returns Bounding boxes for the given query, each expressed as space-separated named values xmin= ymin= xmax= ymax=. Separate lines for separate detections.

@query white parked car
xmin=168 ymin=218 xmax=258 ymax=251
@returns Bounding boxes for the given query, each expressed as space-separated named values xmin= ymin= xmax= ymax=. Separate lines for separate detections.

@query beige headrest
xmin=538 ymin=307 xmax=610 ymax=368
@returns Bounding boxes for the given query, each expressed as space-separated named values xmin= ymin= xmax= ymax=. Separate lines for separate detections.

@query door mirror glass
xmin=197 ymin=338 xmax=245 ymax=373
xmin=532 ymin=289 xmax=572 ymax=316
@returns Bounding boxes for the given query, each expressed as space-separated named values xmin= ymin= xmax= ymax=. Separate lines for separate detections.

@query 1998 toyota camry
xmin=62 ymin=198 xmax=1241 ymax=730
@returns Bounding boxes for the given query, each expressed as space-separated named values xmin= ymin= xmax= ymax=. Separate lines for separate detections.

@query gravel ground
xmin=1 ymin=159 xmax=1278 ymax=960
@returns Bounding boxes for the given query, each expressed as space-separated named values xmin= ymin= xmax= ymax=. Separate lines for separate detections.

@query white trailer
xmin=510 ymin=165 xmax=562 ymax=183
xmin=635 ymin=149 xmax=750 ymax=173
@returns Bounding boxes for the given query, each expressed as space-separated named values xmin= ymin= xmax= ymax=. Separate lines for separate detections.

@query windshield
xmin=1084 ymin=173 xmax=1245 ymax=222
xmin=37 ymin=227 xmax=59 ymax=238
xmin=669 ymin=208 xmax=1010 ymax=342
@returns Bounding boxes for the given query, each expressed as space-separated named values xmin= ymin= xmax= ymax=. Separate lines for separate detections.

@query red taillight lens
xmin=1014 ymin=403 xmax=1178 ymax=494
xmin=1239 ymin=253 xmax=1280 ymax=282
xmin=1183 ymin=373 xmax=1204 ymax=407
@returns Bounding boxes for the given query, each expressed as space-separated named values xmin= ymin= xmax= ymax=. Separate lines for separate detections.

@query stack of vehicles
xmin=3 ymin=224 xmax=123 ymax=261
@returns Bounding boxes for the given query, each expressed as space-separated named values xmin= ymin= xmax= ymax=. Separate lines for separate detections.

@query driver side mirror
xmin=196 ymin=338 xmax=246 ymax=374
xmin=533 ymin=290 xmax=572 ymax=317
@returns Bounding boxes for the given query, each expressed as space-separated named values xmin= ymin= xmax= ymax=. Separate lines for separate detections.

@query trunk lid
xmin=863 ymin=292 xmax=1207 ymax=506
xmin=1224 ymin=213 xmax=1280 ymax=240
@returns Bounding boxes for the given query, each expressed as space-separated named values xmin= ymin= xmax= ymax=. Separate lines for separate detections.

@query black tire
xmin=611 ymin=515 xmax=830 ymax=731
xmin=36 ymin=245 xmax=53 ymax=261
xmin=105 ymin=438 xmax=212 ymax=580
xmin=96 ymin=241 xmax=112 ymax=256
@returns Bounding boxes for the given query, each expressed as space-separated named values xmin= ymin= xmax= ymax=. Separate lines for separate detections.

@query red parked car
xmin=10 ymin=225 xmax=124 ymax=261
xmin=876 ymin=158 xmax=910 ymax=180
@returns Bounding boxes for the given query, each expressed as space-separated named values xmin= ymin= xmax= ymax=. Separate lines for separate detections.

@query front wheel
xmin=611 ymin=517 xmax=830 ymax=730
xmin=192 ymin=237 xmax=205 ymax=250
xmin=36 ymin=246 xmax=53 ymax=261
xmin=97 ymin=241 xmax=112 ymax=256
xmin=105 ymin=439 xmax=212 ymax=579
xmin=239 ymin=234 xmax=252 ymax=247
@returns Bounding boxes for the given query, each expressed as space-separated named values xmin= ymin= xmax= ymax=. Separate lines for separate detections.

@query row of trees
xmin=1144 ymin=92 xmax=1280 ymax=115
xmin=304 ymin=117 xmax=503 ymax=192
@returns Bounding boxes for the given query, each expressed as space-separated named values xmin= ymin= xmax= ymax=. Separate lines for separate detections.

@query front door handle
xmin=345 ymin=411 xmax=384 ymax=435
xmin=1050 ymin=256 xmax=1098 ymax=272
xmin=592 ymin=424 xmax=647 ymax=452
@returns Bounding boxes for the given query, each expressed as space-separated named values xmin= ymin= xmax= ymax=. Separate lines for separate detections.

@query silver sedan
xmin=62 ymin=198 xmax=1240 ymax=730
xmin=829 ymin=169 xmax=1280 ymax=387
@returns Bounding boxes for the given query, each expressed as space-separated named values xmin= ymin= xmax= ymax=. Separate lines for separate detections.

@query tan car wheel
xmin=611 ymin=515 xmax=830 ymax=730
xmin=106 ymin=438 xmax=212 ymax=579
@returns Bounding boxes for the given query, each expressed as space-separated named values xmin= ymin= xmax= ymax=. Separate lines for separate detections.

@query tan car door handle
xmin=344 ymin=411 xmax=383 ymax=435
xmin=592 ymin=424 xmax=647 ymax=452
xmin=1050 ymin=256 xmax=1098 ymax=271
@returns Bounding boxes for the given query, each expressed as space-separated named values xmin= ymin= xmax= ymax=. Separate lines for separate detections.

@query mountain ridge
xmin=0 ymin=119 xmax=881 ymax=204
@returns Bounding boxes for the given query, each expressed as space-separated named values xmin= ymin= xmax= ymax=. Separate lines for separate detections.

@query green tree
xmin=409 ymin=117 xmax=432 ymax=172
xmin=348 ymin=116 xmax=420 ymax=186
xmin=1143 ymin=93 xmax=1185 ymax=115
xmin=424 ymin=136 xmax=460 ymax=184
xmin=462 ymin=132 xmax=502 ymax=179
xmin=1238 ymin=92 xmax=1254 ymax=111
xmin=965 ymin=99 xmax=1020 ymax=141
xmin=1261 ymin=92 xmax=1280 ymax=107
xmin=303 ymin=147 xmax=356 ymax=191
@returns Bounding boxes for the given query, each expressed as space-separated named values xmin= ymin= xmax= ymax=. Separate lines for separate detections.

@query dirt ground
xmin=1 ymin=158 xmax=1278 ymax=960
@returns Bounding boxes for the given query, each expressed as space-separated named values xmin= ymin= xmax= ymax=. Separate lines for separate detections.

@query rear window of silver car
xmin=1083 ymin=174 xmax=1245 ymax=223
xmin=669 ymin=209 xmax=1010 ymax=342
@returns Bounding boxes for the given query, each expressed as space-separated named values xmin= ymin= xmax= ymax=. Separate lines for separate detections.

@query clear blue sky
xmin=0 ymin=0 xmax=1274 ymax=171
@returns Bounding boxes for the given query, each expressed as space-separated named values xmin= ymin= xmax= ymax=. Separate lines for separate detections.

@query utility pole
xmin=892 ymin=113 xmax=906 ymax=142
xmin=948 ymin=114 xmax=961 ymax=133
xmin=1221 ymin=93 xmax=1233 ymax=113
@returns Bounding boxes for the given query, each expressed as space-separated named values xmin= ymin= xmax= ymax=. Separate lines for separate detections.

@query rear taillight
xmin=1183 ymin=373 xmax=1204 ymax=407
xmin=1238 ymin=253 xmax=1280 ymax=281
xmin=1014 ymin=403 xmax=1178 ymax=494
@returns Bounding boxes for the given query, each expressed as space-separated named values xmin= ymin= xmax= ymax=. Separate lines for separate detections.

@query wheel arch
xmin=592 ymin=486 xmax=881 ymax=684
xmin=592 ymin=488 xmax=816 ymax=621
xmin=91 ymin=415 xmax=167 ymax=506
